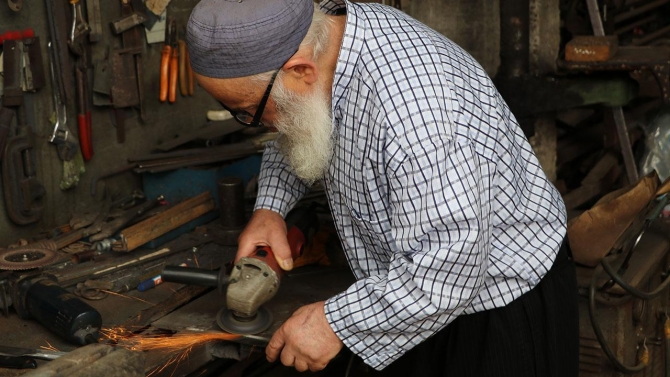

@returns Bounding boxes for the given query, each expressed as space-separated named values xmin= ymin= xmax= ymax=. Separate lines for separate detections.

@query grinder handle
xmin=161 ymin=266 xmax=228 ymax=288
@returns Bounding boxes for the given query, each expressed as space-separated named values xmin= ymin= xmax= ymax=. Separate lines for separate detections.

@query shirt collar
xmin=320 ymin=0 xmax=365 ymax=122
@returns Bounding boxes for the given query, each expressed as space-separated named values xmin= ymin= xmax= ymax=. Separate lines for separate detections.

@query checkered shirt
xmin=254 ymin=0 xmax=567 ymax=369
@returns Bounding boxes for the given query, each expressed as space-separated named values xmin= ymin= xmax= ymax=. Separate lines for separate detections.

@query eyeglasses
xmin=220 ymin=69 xmax=280 ymax=128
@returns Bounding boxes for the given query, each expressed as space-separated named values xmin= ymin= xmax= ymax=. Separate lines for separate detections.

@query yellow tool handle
xmin=178 ymin=40 xmax=188 ymax=96
xmin=168 ymin=47 xmax=178 ymax=103
xmin=159 ymin=45 xmax=171 ymax=102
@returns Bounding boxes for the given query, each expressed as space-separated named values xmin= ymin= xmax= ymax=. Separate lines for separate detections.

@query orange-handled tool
xmin=178 ymin=40 xmax=188 ymax=96
xmin=159 ymin=18 xmax=176 ymax=103
xmin=159 ymin=44 xmax=171 ymax=102
xmin=168 ymin=44 xmax=178 ymax=103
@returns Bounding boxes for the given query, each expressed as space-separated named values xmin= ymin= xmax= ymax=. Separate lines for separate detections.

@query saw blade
xmin=0 ymin=247 xmax=58 ymax=270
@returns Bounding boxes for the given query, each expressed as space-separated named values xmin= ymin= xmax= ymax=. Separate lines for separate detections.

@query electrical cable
xmin=601 ymin=257 xmax=670 ymax=300
xmin=588 ymin=263 xmax=647 ymax=374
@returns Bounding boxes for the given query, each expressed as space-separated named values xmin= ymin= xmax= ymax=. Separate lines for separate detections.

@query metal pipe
xmin=218 ymin=177 xmax=246 ymax=228
xmin=612 ymin=107 xmax=639 ymax=184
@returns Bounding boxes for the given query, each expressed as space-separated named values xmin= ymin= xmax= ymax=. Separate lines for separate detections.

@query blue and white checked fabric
xmin=255 ymin=0 xmax=567 ymax=369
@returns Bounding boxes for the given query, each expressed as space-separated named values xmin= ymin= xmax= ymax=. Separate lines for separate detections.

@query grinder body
xmin=161 ymin=205 xmax=318 ymax=334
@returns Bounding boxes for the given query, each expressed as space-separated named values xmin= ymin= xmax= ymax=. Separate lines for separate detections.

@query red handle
xmin=159 ymin=46 xmax=171 ymax=102
xmin=78 ymin=111 xmax=93 ymax=161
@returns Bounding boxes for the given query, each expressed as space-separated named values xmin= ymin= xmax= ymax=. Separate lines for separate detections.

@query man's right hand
xmin=237 ymin=209 xmax=294 ymax=271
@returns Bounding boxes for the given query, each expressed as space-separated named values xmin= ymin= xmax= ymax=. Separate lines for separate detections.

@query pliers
xmin=159 ymin=18 xmax=178 ymax=103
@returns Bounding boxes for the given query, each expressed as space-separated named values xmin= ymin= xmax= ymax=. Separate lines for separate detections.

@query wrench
xmin=68 ymin=0 xmax=91 ymax=56
xmin=48 ymin=42 xmax=78 ymax=161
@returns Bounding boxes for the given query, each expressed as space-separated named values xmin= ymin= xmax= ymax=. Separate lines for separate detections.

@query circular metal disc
xmin=0 ymin=248 xmax=58 ymax=270
xmin=217 ymin=306 xmax=272 ymax=335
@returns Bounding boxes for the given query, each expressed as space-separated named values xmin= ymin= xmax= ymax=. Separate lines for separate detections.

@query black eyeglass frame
xmin=220 ymin=69 xmax=281 ymax=128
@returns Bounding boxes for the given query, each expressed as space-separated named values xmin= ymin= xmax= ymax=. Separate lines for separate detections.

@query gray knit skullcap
xmin=187 ymin=0 xmax=314 ymax=78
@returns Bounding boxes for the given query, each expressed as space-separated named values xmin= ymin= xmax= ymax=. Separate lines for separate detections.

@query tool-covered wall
xmin=0 ymin=0 xmax=218 ymax=244
xmin=0 ymin=0 xmax=559 ymax=246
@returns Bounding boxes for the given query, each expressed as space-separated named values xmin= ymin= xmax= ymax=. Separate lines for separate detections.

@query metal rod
xmin=614 ymin=0 xmax=670 ymax=24
xmin=586 ymin=0 xmax=606 ymax=36
xmin=612 ymin=107 xmax=639 ymax=184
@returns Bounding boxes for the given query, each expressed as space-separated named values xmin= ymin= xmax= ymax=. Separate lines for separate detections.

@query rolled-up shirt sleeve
xmin=254 ymin=140 xmax=311 ymax=216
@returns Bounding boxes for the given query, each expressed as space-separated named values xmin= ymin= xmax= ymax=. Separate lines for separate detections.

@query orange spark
xmin=120 ymin=332 xmax=241 ymax=352
xmin=101 ymin=327 xmax=241 ymax=352
xmin=40 ymin=341 xmax=59 ymax=352
xmin=102 ymin=290 xmax=155 ymax=305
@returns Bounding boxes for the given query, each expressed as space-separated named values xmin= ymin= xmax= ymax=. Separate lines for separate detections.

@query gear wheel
xmin=0 ymin=247 xmax=58 ymax=270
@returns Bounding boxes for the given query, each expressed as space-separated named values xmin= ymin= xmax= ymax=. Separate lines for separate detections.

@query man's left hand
xmin=266 ymin=301 xmax=343 ymax=372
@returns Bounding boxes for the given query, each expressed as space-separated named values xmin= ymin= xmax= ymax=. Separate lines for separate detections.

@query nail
xmin=282 ymin=258 xmax=293 ymax=270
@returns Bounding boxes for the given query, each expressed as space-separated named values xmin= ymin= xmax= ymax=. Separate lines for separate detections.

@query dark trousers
xmin=371 ymin=242 xmax=579 ymax=377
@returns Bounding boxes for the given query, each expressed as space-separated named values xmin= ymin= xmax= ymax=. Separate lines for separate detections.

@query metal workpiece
xmin=218 ymin=177 xmax=246 ymax=228
xmin=20 ymin=343 xmax=144 ymax=377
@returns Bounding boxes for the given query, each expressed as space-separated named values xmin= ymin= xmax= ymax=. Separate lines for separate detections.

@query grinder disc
xmin=217 ymin=306 xmax=273 ymax=335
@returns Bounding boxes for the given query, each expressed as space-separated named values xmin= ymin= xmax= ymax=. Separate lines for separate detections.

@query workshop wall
xmin=0 ymin=0 xmax=560 ymax=245
xmin=0 ymin=0 xmax=217 ymax=244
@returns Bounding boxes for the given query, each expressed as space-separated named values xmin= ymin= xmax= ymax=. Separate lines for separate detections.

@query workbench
xmin=0 ymin=222 xmax=357 ymax=377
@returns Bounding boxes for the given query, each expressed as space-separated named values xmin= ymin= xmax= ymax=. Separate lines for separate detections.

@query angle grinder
xmin=161 ymin=205 xmax=318 ymax=335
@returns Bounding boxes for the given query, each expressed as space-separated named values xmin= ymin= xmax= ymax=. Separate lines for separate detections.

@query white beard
xmin=271 ymin=80 xmax=334 ymax=185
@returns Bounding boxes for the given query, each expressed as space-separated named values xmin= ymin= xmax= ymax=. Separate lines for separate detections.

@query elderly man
xmin=187 ymin=0 xmax=578 ymax=375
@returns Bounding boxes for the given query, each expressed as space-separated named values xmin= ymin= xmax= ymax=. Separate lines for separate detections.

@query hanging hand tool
xmin=161 ymin=206 xmax=318 ymax=335
xmin=110 ymin=11 xmax=148 ymax=35
xmin=86 ymin=0 xmax=102 ymax=42
xmin=2 ymin=39 xmax=24 ymax=107
xmin=178 ymin=37 xmax=194 ymax=97
xmin=168 ymin=22 xmax=179 ymax=103
xmin=21 ymin=37 xmax=46 ymax=92
xmin=1 ymin=107 xmax=46 ymax=225
xmin=68 ymin=0 xmax=94 ymax=161
xmin=0 ymin=107 xmax=12 ymax=161
xmin=67 ymin=0 xmax=91 ymax=56
xmin=159 ymin=18 xmax=176 ymax=103
xmin=45 ymin=0 xmax=73 ymax=102
xmin=47 ymin=42 xmax=78 ymax=162
xmin=75 ymin=60 xmax=93 ymax=161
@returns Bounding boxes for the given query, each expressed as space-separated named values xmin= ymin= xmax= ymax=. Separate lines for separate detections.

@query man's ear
xmin=282 ymin=56 xmax=318 ymax=85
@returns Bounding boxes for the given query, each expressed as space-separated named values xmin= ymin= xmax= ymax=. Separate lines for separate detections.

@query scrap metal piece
xmin=0 ymin=248 xmax=57 ymax=270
